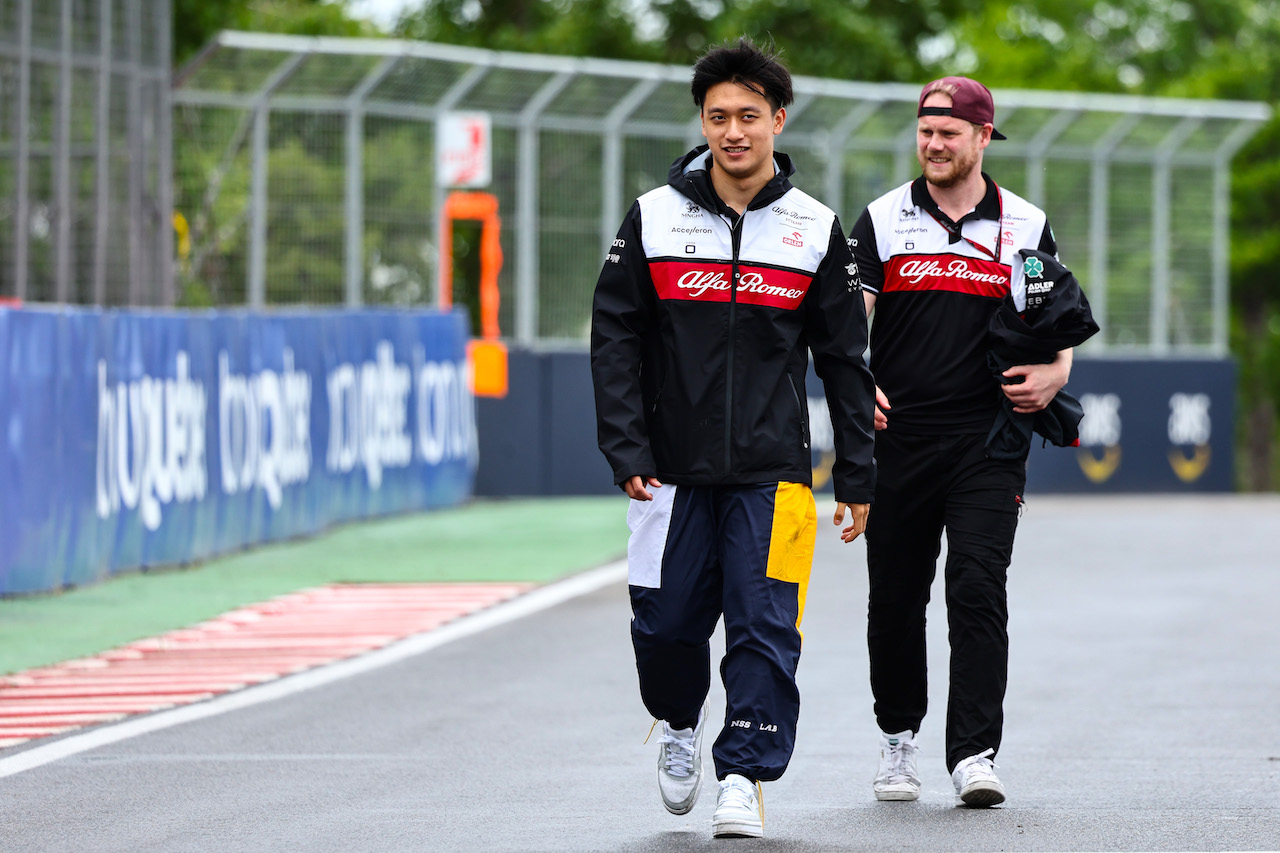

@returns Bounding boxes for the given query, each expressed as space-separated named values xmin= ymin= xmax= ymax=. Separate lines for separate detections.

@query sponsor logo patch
xmin=772 ymin=204 xmax=818 ymax=225
xmin=885 ymin=254 xmax=1009 ymax=297
xmin=649 ymin=261 xmax=812 ymax=310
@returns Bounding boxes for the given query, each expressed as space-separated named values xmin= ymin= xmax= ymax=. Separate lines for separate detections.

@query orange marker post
xmin=439 ymin=191 xmax=508 ymax=398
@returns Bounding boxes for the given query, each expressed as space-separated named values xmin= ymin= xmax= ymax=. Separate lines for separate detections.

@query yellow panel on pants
xmin=765 ymin=481 xmax=816 ymax=631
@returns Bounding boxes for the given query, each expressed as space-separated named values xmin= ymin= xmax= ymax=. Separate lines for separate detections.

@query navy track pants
xmin=626 ymin=482 xmax=816 ymax=783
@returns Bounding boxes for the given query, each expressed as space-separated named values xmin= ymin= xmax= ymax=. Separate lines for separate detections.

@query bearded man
xmin=848 ymin=76 xmax=1073 ymax=808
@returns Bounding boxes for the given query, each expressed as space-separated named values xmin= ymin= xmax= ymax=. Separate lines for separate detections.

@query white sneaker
xmin=952 ymin=749 xmax=1006 ymax=807
xmin=873 ymin=729 xmax=920 ymax=801
xmin=656 ymin=704 xmax=706 ymax=815
xmin=712 ymin=774 xmax=763 ymax=838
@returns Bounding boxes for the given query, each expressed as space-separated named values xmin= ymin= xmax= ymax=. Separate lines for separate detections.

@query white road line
xmin=0 ymin=560 xmax=627 ymax=778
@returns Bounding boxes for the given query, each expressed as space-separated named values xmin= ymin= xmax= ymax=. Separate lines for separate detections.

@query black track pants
xmin=865 ymin=431 xmax=1025 ymax=772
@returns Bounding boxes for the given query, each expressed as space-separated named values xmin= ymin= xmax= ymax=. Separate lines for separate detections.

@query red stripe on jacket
xmin=650 ymin=261 xmax=812 ymax=310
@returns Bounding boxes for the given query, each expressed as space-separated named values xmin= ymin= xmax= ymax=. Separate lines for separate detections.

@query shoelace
xmin=964 ymin=748 xmax=998 ymax=780
xmin=650 ymin=717 xmax=701 ymax=778
xmin=656 ymin=727 xmax=696 ymax=777
xmin=719 ymin=777 xmax=763 ymax=821
xmin=883 ymin=738 xmax=919 ymax=783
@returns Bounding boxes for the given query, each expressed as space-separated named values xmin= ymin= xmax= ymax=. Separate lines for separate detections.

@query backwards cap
xmin=918 ymin=76 xmax=1007 ymax=140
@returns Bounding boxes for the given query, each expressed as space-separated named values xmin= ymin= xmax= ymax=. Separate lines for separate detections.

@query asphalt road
xmin=1 ymin=495 xmax=1277 ymax=852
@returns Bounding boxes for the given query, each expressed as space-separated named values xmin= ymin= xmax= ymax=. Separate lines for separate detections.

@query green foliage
xmin=394 ymin=0 xmax=650 ymax=59
xmin=392 ymin=0 xmax=986 ymax=73
xmin=931 ymin=0 xmax=1280 ymax=486
xmin=173 ymin=0 xmax=253 ymax=66
xmin=1230 ymin=124 xmax=1280 ymax=311
xmin=706 ymin=0 xmax=980 ymax=81
xmin=174 ymin=0 xmax=376 ymax=66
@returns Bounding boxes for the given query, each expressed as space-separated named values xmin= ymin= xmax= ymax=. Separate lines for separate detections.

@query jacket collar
xmin=667 ymin=145 xmax=796 ymax=216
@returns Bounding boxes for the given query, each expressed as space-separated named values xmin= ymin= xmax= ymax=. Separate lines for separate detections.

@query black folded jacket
xmin=985 ymin=250 xmax=1100 ymax=460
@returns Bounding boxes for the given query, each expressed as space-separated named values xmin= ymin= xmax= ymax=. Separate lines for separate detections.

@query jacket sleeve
xmin=590 ymin=202 xmax=656 ymax=487
xmin=805 ymin=219 xmax=877 ymax=504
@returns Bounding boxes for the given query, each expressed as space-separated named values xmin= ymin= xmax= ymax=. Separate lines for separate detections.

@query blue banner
xmin=805 ymin=356 xmax=1234 ymax=494
xmin=0 ymin=307 xmax=476 ymax=595
xmin=1021 ymin=357 xmax=1233 ymax=493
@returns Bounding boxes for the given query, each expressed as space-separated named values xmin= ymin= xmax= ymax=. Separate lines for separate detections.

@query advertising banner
xmin=0 ymin=307 xmax=476 ymax=595
xmin=806 ymin=356 xmax=1234 ymax=494
xmin=472 ymin=350 xmax=1235 ymax=499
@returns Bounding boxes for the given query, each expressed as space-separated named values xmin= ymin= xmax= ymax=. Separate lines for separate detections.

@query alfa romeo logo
xmin=1023 ymin=257 xmax=1044 ymax=278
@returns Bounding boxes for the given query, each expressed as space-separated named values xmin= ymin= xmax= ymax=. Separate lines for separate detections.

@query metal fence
xmin=5 ymin=17 xmax=1270 ymax=355
xmin=0 ymin=0 xmax=173 ymax=306
xmin=171 ymin=32 xmax=1270 ymax=354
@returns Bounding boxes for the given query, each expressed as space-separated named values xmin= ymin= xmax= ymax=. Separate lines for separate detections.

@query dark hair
xmin=691 ymin=37 xmax=793 ymax=114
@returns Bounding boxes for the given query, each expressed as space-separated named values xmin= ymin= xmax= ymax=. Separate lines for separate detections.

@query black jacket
xmin=985 ymin=249 xmax=1100 ymax=459
xmin=590 ymin=147 xmax=876 ymax=503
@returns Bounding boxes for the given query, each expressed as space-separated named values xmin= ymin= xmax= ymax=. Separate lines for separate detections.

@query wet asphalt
xmin=0 ymin=494 xmax=1277 ymax=852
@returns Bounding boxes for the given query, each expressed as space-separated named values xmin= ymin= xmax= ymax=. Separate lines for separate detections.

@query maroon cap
xmin=917 ymin=76 xmax=1007 ymax=140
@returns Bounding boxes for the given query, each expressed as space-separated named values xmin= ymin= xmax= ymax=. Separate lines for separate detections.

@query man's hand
xmin=1001 ymin=348 xmax=1073 ymax=414
xmin=874 ymin=385 xmax=890 ymax=431
xmin=833 ymin=502 xmax=870 ymax=543
xmin=623 ymin=475 xmax=662 ymax=501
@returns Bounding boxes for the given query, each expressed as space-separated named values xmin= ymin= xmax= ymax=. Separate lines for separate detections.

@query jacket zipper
xmin=725 ymin=213 xmax=743 ymax=474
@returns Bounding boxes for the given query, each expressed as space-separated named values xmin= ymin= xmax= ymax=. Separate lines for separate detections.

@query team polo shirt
xmin=849 ymin=174 xmax=1057 ymax=434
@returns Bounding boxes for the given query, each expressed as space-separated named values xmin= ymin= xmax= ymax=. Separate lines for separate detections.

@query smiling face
xmin=916 ymin=92 xmax=990 ymax=189
xmin=700 ymin=80 xmax=785 ymax=191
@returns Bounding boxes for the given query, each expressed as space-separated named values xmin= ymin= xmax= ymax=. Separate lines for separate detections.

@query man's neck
xmin=926 ymin=172 xmax=987 ymax=222
xmin=710 ymin=162 xmax=771 ymax=216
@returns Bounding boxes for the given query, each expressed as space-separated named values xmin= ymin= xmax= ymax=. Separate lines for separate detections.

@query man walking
xmin=591 ymin=38 xmax=876 ymax=839
xmin=848 ymin=76 xmax=1074 ymax=807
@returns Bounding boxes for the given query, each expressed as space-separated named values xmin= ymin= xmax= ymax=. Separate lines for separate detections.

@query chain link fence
xmin=0 ymin=0 xmax=172 ymax=306
xmin=171 ymin=33 xmax=1269 ymax=354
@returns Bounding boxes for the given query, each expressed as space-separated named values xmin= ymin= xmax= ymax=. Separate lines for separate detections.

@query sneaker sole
xmin=874 ymin=788 xmax=920 ymax=802
xmin=661 ymin=776 xmax=703 ymax=816
xmin=958 ymin=784 xmax=1006 ymax=808
xmin=713 ymin=821 xmax=763 ymax=839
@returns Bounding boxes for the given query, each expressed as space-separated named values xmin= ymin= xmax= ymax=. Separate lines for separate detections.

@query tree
xmin=393 ymin=0 xmax=650 ymax=60
xmin=172 ymin=0 xmax=381 ymax=308
xmin=174 ymin=0 xmax=375 ymax=66
xmin=393 ymin=0 xmax=987 ymax=72
xmin=938 ymin=0 xmax=1280 ymax=488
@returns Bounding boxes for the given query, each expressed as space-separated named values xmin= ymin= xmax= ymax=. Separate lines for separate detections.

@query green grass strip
xmin=0 ymin=496 xmax=629 ymax=675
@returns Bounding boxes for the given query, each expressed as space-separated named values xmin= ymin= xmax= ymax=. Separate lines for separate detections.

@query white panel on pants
xmin=625 ymin=484 xmax=677 ymax=589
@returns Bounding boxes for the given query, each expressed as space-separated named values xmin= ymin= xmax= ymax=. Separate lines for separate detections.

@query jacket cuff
xmin=833 ymin=487 xmax=875 ymax=505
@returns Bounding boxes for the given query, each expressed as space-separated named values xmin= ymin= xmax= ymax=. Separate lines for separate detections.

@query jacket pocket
xmin=786 ymin=372 xmax=810 ymax=451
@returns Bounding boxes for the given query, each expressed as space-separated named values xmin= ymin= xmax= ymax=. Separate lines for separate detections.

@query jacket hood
xmin=666 ymin=145 xmax=796 ymax=214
